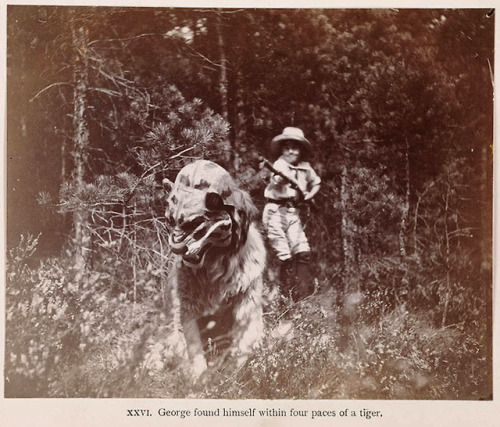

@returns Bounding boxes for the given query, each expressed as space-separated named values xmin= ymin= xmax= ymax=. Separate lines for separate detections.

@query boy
xmin=262 ymin=127 xmax=321 ymax=301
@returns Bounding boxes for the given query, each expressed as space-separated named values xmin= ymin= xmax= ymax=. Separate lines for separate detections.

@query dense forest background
xmin=5 ymin=7 xmax=493 ymax=399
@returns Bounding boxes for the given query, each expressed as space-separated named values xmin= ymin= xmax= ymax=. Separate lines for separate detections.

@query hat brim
xmin=271 ymin=134 xmax=311 ymax=155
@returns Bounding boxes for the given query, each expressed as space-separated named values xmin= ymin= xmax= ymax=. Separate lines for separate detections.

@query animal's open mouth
xmin=182 ymin=243 xmax=212 ymax=268
xmin=169 ymin=216 xmax=232 ymax=269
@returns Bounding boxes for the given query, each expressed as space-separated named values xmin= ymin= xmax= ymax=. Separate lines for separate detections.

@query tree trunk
xmin=339 ymin=161 xmax=358 ymax=297
xmin=215 ymin=11 xmax=233 ymax=166
xmin=441 ymin=180 xmax=452 ymax=328
xmin=399 ymin=137 xmax=412 ymax=287
xmin=227 ymin=62 xmax=239 ymax=169
xmin=480 ymin=144 xmax=492 ymax=271
xmin=70 ymin=12 xmax=90 ymax=283
xmin=399 ymin=137 xmax=411 ymax=258
xmin=216 ymin=12 xmax=228 ymax=122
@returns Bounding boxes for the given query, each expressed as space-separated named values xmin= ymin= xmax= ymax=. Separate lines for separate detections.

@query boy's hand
xmin=303 ymin=183 xmax=320 ymax=202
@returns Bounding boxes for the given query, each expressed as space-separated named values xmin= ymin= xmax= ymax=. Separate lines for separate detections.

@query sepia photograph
xmin=3 ymin=1 xmax=495 ymax=414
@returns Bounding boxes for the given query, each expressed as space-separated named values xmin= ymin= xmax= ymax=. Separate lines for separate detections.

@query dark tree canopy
xmin=5 ymin=6 xmax=493 ymax=400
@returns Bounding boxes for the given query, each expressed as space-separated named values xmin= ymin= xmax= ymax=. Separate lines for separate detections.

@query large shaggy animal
xmin=165 ymin=160 xmax=266 ymax=379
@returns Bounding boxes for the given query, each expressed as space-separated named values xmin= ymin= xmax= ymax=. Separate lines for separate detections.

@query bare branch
xmin=487 ymin=58 xmax=494 ymax=90
xmin=170 ymin=145 xmax=197 ymax=159
xmin=87 ymin=33 xmax=163 ymax=47
xmin=87 ymin=87 xmax=123 ymax=97
xmin=184 ymin=45 xmax=225 ymax=69
xmin=29 ymin=82 xmax=73 ymax=102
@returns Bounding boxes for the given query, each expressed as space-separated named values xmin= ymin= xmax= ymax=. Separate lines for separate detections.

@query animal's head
xmin=165 ymin=160 xmax=257 ymax=269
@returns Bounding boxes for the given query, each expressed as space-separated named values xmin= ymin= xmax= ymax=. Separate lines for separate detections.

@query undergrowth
xmin=4 ymin=234 xmax=492 ymax=400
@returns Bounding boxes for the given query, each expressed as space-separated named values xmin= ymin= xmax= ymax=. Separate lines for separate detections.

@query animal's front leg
xmin=182 ymin=316 xmax=208 ymax=380
xmin=171 ymin=262 xmax=208 ymax=381
xmin=230 ymin=279 xmax=264 ymax=367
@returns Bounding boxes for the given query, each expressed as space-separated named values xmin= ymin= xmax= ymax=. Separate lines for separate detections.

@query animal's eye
xmin=205 ymin=192 xmax=225 ymax=210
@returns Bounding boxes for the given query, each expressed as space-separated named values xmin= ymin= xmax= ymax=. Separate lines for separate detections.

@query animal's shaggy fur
xmin=165 ymin=160 xmax=266 ymax=379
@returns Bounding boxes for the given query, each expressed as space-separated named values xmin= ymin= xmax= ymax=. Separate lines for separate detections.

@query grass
xmin=18 ymin=285 xmax=487 ymax=400
xmin=5 ymin=238 xmax=491 ymax=400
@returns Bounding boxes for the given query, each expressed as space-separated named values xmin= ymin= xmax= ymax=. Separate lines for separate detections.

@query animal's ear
xmin=205 ymin=192 xmax=225 ymax=211
xmin=236 ymin=209 xmax=250 ymax=245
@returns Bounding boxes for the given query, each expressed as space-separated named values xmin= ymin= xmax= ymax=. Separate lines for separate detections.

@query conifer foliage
xmin=6 ymin=7 xmax=493 ymax=398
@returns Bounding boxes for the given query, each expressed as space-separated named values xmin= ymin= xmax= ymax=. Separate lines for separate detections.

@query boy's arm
xmin=303 ymin=166 xmax=321 ymax=201
xmin=260 ymin=157 xmax=303 ymax=195
xmin=304 ymin=182 xmax=320 ymax=201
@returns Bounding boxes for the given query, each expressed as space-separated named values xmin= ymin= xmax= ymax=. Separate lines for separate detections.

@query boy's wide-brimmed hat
xmin=271 ymin=127 xmax=311 ymax=155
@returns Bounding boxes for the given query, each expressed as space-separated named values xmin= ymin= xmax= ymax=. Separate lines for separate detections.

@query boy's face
xmin=281 ymin=141 xmax=301 ymax=165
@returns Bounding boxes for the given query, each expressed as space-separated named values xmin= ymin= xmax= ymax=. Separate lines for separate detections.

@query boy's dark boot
xmin=279 ymin=258 xmax=296 ymax=298
xmin=292 ymin=252 xmax=315 ymax=301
